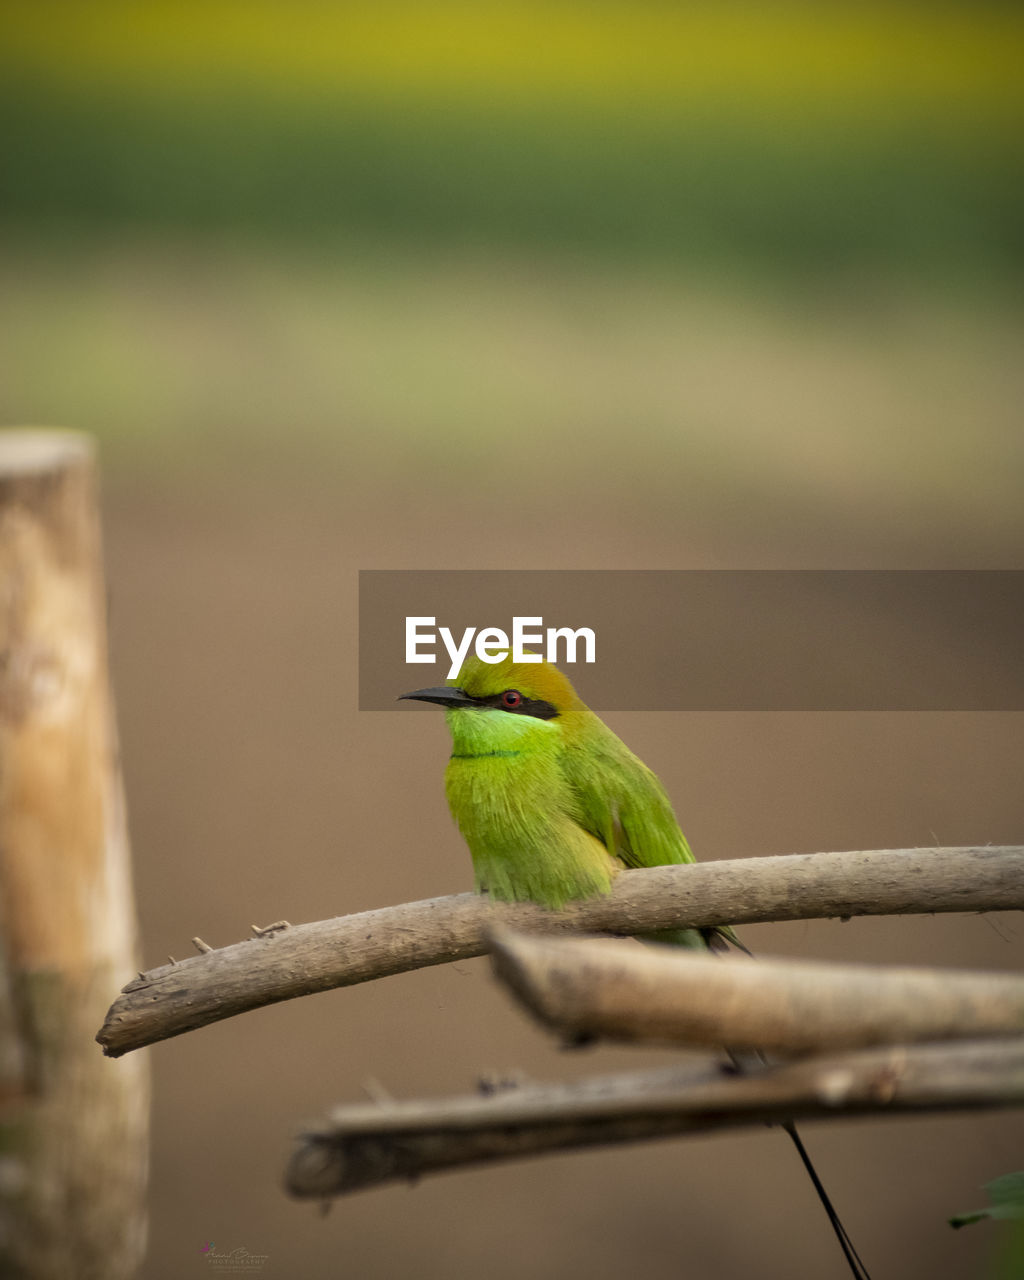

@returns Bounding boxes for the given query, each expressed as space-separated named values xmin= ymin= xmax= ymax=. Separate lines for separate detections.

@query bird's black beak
xmin=398 ymin=686 xmax=477 ymax=709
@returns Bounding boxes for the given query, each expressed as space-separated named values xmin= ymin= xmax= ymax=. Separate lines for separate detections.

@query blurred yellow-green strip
xmin=4 ymin=1 xmax=1023 ymax=119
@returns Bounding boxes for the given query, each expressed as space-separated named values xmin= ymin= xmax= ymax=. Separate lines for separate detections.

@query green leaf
xmin=950 ymin=1172 xmax=1024 ymax=1230
xmin=988 ymin=1173 xmax=1024 ymax=1209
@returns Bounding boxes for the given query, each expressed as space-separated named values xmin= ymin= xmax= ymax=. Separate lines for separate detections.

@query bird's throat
xmin=443 ymin=705 xmax=558 ymax=757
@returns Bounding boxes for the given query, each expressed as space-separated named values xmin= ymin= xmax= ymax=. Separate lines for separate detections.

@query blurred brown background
xmin=2 ymin=3 xmax=1022 ymax=1277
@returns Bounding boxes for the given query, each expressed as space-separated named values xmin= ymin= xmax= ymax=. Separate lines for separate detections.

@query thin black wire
xmin=782 ymin=1121 xmax=872 ymax=1280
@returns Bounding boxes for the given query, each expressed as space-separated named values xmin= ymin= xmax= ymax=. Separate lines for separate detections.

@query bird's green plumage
xmin=431 ymin=654 xmax=699 ymax=935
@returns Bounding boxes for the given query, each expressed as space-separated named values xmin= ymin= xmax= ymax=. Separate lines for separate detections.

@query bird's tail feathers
xmin=700 ymin=923 xmax=751 ymax=955
xmin=649 ymin=923 xmax=871 ymax=1276
xmin=782 ymin=1122 xmax=872 ymax=1280
xmin=723 ymin=1051 xmax=871 ymax=1279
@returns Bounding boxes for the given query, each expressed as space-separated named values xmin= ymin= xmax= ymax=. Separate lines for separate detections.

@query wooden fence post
xmin=0 ymin=430 xmax=148 ymax=1279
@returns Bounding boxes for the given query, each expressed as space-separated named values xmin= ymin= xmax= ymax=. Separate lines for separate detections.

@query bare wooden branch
xmin=97 ymin=845 xmax=1024 ymax=1058
xmin=489 ymin=928 xmax=1024 ymax=1054
xmin=285 ymin=1037 xmax=1024 ymax=1199
xmin=0 ymin=430 xmax=148 ymax=1279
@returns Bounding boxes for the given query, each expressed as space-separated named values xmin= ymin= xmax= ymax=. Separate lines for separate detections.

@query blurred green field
xmin=1 ymin=1 xmax=1021 ymax=553
xmin=3 ymin=2 xmax=1022 ymax=276
xmin=4 ymin=88 xmax=1021 ymax=284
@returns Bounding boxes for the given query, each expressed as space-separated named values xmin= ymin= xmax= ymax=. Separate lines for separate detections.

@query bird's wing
xmin=562 ymin=720 xmax=744 ymax=951
xmin=562 ymin=723 xmax=695 ymax=869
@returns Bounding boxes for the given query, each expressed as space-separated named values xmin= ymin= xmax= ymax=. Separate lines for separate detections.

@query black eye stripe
xmin=469 ymin=691 xmax=559 ymax=720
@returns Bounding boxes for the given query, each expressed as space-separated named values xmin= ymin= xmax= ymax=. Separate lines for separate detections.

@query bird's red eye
xmin=501 ymin=690 xmax=523 ymax=709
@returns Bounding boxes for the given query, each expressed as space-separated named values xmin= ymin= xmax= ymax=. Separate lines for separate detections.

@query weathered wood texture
xmin=98 ymin=845 xmax=1024 ymax=1057
xmin=285 ymin=1037 xmax=1024 ymax=1198
xmin=489 ymin=928 xmax=1024 ymax=1053
xmin=0 ymin=431 xmax=148 ymax=1280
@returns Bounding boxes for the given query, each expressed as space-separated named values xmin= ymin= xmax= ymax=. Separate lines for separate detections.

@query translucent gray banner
xmin=359 ymin=571 xmax=1024 ymax=711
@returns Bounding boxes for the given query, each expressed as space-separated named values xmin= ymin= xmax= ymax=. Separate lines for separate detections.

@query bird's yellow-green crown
xmin=450 ymin=651 xmax=584 ymax=713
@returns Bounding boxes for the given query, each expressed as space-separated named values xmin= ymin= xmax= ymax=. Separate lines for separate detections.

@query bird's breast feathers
xmin=441 ymin=707 xmax=618 ymax=906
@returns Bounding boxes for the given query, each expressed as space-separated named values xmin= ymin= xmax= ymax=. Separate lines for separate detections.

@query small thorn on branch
xmin=477 ymin=1071 xmax=526 ymax=1096
xmin=251 ymin=921 xmax=292 ymax=937
xmin=361 ymin=1077 xmax=394 ymax=1105
xmin=191 ymin=937 xmax=213 ymax=955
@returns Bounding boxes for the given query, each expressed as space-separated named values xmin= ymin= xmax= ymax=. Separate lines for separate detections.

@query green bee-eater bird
xmin=401 ymin=650 xmax=870 ymax=1280
xmin=400 ymin=651 xmax=704 ymax=934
